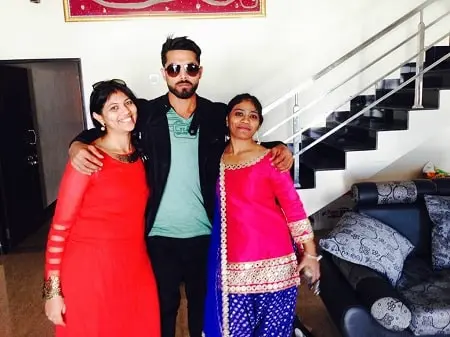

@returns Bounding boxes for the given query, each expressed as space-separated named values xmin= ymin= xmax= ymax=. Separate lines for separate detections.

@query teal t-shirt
xmin=149 ymin=108 xmax=212 ymax=238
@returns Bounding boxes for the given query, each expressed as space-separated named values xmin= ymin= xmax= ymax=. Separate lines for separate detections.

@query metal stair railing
xmin=262 ymin=9 xmax=450 ymax=138
xmin=258 ymin=0 xmax=449 ymax=186
xmin=288 ymin=33 xmax=450 ymax=154
xmin=261 ymin=0 xmax=441 ymax=117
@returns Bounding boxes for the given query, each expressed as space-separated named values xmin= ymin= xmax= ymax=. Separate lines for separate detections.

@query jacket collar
xmin=157 ymin=93 xmax=205 ymax=136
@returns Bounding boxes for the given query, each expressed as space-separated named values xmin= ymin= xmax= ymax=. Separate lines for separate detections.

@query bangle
xmin=304 ymin=253 xmax=322 ymax=262
xmin=42 ymin=275 xmax=63 ymax=300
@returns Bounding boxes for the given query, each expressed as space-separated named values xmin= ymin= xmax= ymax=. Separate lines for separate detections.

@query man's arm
xmin=69 ymin=128 xmax=104 ymax=175
xmin=71 ymin=128 xmax=102 ymax=145
xmin=260 ymin=141 xmax=294 ymax=172
xmin=260 ymin=140 xmax=283 ymax=149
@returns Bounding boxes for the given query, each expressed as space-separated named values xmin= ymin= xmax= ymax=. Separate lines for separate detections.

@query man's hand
xmin=69 ymin=141 xmax=104 ymax=175
xmin=270 ymin=144 xmax=294 ymax=172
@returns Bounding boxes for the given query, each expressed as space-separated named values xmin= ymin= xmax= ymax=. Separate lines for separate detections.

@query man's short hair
xmin=161 ymin=35 xmax=202 ymax=66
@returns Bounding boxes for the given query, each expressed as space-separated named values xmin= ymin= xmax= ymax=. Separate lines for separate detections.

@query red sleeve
xmin=44 ymin=163 xmax=91 ymax=278
xmin=269 ymin=166 xmax=314 ymax=246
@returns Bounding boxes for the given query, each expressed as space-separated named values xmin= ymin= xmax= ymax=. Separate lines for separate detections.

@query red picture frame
xmin=63 ymin=0 xmax=266 ymax=21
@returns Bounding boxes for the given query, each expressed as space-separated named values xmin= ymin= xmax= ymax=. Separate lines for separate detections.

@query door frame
xmin=0 ymin=58 xmax=87 ymax=253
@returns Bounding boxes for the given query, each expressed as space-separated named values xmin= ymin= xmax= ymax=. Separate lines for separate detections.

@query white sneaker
xmin=294 ymin=328 xmax=306 ymax=337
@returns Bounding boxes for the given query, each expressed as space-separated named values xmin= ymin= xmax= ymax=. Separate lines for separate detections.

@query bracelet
xmin=42 ymin=275 xmax=63 ymax=300
xmin=304 ymin=253 xmax=323 ymax=262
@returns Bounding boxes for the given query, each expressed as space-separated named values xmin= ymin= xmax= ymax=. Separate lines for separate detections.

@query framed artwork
xmin=63 ymin=0 xmax=266 ymax=21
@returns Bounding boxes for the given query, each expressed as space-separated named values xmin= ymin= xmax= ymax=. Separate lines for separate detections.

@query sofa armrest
xmin=344 ymin=307 xmax=413 ymax=337
xmin=318 ymin=251 xmax=363 ymax=329
xmin=319 ymin=251 xmax=414 ymax=337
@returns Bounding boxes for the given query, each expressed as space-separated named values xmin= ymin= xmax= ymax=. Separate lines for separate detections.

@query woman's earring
xmin=101 ymin=124 xmax=106 ymax=131
xmin=255 ymin=131 xmax=261 ymax=145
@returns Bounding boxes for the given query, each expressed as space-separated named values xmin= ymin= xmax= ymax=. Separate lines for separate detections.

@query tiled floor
xmin=0 ymin=223 xmax=340 ymax=337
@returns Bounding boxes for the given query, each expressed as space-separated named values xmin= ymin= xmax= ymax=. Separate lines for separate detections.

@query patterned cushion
xmin=398 ymin=272 xmax=450 ymax=335
xmin=376 ymin=181 xmax=418 ymax=205
xmin=424 ymin=195 xmax=450 ymax=269
xmin=370 ymin=297 xmax=412 ymax=331
xmin=319 ymin=212 xmax=414 ymax=286
xmin=397 ymin=257 xmax=450 ymax=335
xmin=351 ymin=181 xmax=418 ymax=205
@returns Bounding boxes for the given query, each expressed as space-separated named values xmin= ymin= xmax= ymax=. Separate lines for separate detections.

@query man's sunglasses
xmin=92 ymin=79 xmax=126 ymax=89
xmin=165 ymin=63 xmax=200 ymax=78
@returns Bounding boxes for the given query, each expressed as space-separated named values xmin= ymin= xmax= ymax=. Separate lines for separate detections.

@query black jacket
xmin=135 ymin=94 xmax=227 ymax=234
xmin=75 ymin=94 xmax=279 ymax=235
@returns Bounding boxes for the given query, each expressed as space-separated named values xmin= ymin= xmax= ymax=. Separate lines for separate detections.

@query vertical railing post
xmin=292 ymin=94 xmax=301 ymax=188
xmin=413 ymin=10 xmax=425 ymax=109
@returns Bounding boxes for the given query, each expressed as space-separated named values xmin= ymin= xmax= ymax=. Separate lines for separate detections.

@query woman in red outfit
xmin=43 ymin=80 xmax=160 ymax=337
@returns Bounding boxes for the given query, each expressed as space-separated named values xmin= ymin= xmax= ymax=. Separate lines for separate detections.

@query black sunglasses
xmin=92 ymin=79 xmax=126 ymax=89
xmin=165 ymin=63 xmax=200 ymax=78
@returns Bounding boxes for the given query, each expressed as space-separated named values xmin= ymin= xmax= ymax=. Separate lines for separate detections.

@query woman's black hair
xmin=89 ymin=80 xmax=138 ymax=130
xmin=226 ymin=93 xmax=264 ymax=126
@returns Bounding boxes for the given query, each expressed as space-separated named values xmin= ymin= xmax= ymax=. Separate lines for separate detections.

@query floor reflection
xmin=0 ymin=224 xmax=339 ymax=337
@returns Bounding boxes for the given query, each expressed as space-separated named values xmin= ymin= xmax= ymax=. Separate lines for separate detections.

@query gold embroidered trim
xmin=288 ymin=218 xmax=314 ymax=243
xmin=227 ymin=253 xmax=300 ymax=294
xmin=222 ymin=150 xmax=270 ymax=170
xmin=227 ymin=253 xmax=298 ymax=269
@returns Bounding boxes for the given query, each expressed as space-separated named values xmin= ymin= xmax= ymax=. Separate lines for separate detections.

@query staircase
xmin=296 ymin=46 xmax=450 ymax=215
xmin=260 ymin=0 xmax=450 ymax=217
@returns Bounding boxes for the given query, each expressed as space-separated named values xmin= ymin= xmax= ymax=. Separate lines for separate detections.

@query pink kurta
xmin=220 ymin=150 xmax=313 ymax=294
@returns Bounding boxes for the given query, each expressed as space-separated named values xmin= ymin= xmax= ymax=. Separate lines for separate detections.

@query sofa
xmin=318 ymin=179 xmax=450 ymax=337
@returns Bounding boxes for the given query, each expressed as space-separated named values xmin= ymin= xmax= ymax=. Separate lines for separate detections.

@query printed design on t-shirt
xmin=168 ymin=114 xmax=197 ymax=139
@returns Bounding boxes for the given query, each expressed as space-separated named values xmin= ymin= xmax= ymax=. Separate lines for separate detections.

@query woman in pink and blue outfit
xmin=203 ymin=94 xmax=321 ymax=337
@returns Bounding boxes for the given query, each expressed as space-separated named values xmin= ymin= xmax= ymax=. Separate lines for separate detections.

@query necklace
xmin=95 ymin=142 xmax=140 ymax=163
xmin=109 ymin=150 xmax=140 ymax=163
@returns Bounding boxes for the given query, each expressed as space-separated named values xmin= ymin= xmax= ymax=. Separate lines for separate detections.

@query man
xmin=69 ymin=36 xmax=293 ymax=337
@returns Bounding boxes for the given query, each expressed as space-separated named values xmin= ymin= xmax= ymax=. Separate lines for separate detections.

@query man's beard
xmin=168 ymin=81 xmax=199 ymax=99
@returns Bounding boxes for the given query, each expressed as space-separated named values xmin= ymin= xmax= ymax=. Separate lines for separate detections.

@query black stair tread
xmin=304 ymin=128 xmax=376 ymax=151
xmin=375 ymin=87 xmax=439 ymax=109
xmin=327 ymin=117 xmax=407 ymax=131
xmin=297 ymin=163 xmax=315 ymax=189
xmin=299 ymin=154 xmax=345 ymax=171
xmin=401 ymin=65 xmax=450 ymax=76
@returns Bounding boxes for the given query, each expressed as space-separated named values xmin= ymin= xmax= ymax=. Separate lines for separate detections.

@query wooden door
xmin=0 ymin=65 xmax=44 ymax=252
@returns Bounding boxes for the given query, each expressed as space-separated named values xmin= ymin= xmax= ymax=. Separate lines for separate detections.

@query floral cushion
xmin=424 ymin=195 xmax=450 ymax=270
xmin=319 ymin=212 xmax=414 ymax=286
xmin=397 ymin=265 xmax=450 ymax=335
xmin=397 ymin=258 xmax=450 ymax=335
xmin=370 ymin=297 xmax=412 ymax=331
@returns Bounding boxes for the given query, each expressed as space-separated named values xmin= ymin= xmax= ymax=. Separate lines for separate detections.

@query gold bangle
xmin=42 ymin=275 xmax=63 ymax=300
xmin=304 ymin=253 xmax=323 ymax=262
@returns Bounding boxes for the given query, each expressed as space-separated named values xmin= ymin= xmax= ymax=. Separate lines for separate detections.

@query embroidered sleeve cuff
xmin=288 ymin=218 xmax=314 ymax=244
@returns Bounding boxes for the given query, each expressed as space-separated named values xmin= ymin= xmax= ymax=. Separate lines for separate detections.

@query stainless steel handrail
xmin=262 ymin=9 xmax=450 ymax=138
xmin=262 ymin=0 xmax=440 ymax=116
xmin=286 ymin=31 xmax=449 ymax=144
xmin=290 ymin=35 xmax=450 ymax=157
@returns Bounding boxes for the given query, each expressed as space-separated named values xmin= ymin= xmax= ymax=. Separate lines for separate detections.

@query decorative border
xmin=62 ymin=0 xmax=266 ymax=22
xmin=227 ymin=254 xmax=300 ymax=294
xmin=218 ymin=159 xmax=230 ymax=336
xmin=222 ymin=150 xmax=269 ymax=170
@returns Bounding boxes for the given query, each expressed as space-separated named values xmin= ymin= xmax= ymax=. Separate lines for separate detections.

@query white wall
xmin=370 ymin=126 xmax=450 ymax=181
xmin=1 ymin=0 xmax=448 ymax=131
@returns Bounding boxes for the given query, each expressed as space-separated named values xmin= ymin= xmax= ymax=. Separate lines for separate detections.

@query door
xmin=0 ymin=65 xmax=44 ymax=252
